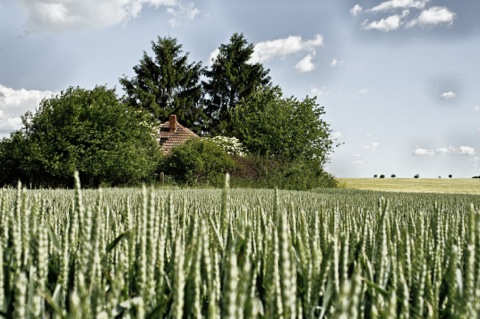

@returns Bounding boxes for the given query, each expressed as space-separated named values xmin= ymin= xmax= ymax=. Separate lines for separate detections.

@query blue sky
xmin=1 ymin=0 xmax=480 ymax=178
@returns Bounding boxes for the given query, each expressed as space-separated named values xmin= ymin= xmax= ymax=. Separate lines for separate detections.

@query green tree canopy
xmin=120 ymin=36 xmax=204 ymax=133
xmin=0 ymin=86 xmax=162 ymax=187
xmin=203 ymin=33 xmax=272 ymax=135
xmin=164 ymin=138 xmax=234 ymax=186
xmin=232 ymin=87 xmax=334 ymax=165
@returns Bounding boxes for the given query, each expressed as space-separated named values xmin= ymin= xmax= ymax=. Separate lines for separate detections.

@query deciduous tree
xmin=0 ymin=86 xmax=161 ymax=187
xmin=232 ymin=87 xmax=334 ymax=165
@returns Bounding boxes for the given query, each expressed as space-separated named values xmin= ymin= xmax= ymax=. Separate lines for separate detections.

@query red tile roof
xmin=158 ymin=115 xmax=199 ymax=155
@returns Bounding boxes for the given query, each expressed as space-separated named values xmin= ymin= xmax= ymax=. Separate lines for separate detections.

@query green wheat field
xmin=1 ymin=173 xmax=480 ymax=318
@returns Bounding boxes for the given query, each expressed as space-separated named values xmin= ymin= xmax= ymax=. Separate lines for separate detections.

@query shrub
xmin=230 ymin=155 xmax=337 ymax=190
xmin=210 ymin=136 xmax=247 ymax=156
xmin=379 ymin=174 xmax=385 ymax=179
xmin=163 ymin=138 xmax=235 ymax=186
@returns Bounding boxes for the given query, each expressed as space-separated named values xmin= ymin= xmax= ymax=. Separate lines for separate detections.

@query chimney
xmin=169 ymin=114 xmax=177 ymax=133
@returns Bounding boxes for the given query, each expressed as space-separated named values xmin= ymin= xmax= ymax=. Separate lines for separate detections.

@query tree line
xmin=0 ymin=33 xmax=337 ymax=188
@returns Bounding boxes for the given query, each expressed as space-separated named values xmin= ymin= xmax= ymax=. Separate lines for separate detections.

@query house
xmin=158 ymin=114 xmax=199 ymax=155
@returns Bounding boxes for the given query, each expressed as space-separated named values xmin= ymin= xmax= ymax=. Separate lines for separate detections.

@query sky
xmin=1 ymin=0 xmax=480 ymax=178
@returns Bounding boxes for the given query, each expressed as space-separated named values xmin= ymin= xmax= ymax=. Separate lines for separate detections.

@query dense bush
xmin=230 ymin=155 xmax=337 ymax=190
xmin=163 ymin=138 xmax=235 ymax=186
xmin=162 ymin=140 xmax=336 ymax=190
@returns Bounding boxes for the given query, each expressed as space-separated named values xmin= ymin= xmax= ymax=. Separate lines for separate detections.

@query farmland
xmin=339 ymin=177 xmax=480 ymax=194
xmin=1 ymin=174 xmax=480 ymax=318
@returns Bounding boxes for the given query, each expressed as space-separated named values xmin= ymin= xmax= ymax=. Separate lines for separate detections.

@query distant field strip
xmin=339 ymin=178 xmax=480 ymax=194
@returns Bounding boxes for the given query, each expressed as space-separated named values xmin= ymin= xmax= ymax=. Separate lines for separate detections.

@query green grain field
xmin=1 ymin=174 xmax=480 ymax=318
xmin=339 ymin=178 xmax=480 ymax=194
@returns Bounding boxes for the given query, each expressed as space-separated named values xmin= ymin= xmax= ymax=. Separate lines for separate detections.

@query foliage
xmin=163 ymin=138 xmax=235 ymax=186
xmin=210 ymin=136 xmax=246 ymax=156
xmin=1 ymin=179 xmax=480 ymax=318
xmin=0 ymin=86 xmax=162 ymax=187
xmin=203 ymin=33 xmax=272 ymax=135
xmin=0 ymin=131 xmax=30 ymax=185
xmin=232 ymin=87 xmax=334 ymax=165
xmin=231 ymin=155 xmax=337 ymax=189
xmin=120 ymin=36 xmax=205 ymax=133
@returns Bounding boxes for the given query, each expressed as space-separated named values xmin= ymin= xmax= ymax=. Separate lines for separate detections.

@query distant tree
xmin=120 ymin=36 xmax=205 ymax=133
xmin=373 ymin=174 xmax=378 ymax=178
xmin=391 ymin=174 xmax=396 ymax=178
xmin=449 ymin=174 xmax=453 ymax=178
xmin=379 ymin=174 xmax=385 ymax=179
xmin=0 ymin=86 xmax=162 ymax=187
xmin=231 ymin=87 xmax=334 ymax=164
xmin=203 ymin=33 xmax=272 ymax=135
xmin=414 ymin=174 xmax=420 ymax=178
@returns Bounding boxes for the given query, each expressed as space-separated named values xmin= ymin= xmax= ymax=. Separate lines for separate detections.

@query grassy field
xmin=338 ymin=177 xmax=480 ymax=194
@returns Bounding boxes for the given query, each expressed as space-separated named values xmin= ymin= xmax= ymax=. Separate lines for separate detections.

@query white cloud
xmin=474 ymin=105 xmax=480 ymax=111
xmin=413 ymin=146 xmax=475 ymax=156
xmin=350 ymin=4 xmax=363 ymax=16
xmin=331 ymin=131 xmax=343 ymax=140
xmin=364 ymin=142 xmax=380 ymax=150
xmin=413 ymin=148 xmax=435 ymax=156
xmin=356 ymin=1 xmax=456 ymax=32
xmin=0 ymin=84 xmax=55 ymax=136
xmin=456 ymin=146 xmax=476 ymax=156
xmin=370 ymin=0 xmax=430 ymax=12
xmin=362 ymin=15 xmax=402 ymax=32
xmin=295 ymin=54 xmax=316 ymax=73
xmin=311 ymin=87 xmax=330 ymax=97
xmin=167 ymin=2 xmax=200 ymax=28
xmin=249 ymin=34 xmax=323 ymax=64
xmin=440 ymin=91 xmax=457 ymax=101
xmin=408 ymin=6 xmax=456 ymax=27
xmin=330 ymin=58 xmax=345 ymax=67
xmin=17 ymin=0 xmax=195 ymax=31
xmin=352 ymin=160 xmax=365 ymax=165
xmin=357 ymin=88 xmax=369 ymax=95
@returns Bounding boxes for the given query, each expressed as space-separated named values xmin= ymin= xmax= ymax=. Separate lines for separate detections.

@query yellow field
xmin=338 ymin=178 xmax=480 ymax=194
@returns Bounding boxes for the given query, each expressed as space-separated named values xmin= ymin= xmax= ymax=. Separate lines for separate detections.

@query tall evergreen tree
xmin=120 ymin=36 xmax=204 ymax=133
xmin=203 ymin=33 xmax=272 ymax=135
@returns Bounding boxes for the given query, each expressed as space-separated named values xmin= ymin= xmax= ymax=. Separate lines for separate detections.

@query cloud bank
xmin=250 ymin=34 xmax=324 ymax=64
xmin=0 ymin=85 xmax=55 ymax=136
xmin=17 ymin=0 xmax=199 ymax=31
xmin=413 ymin=146 xmax=475 ymax=156
xmin=351 ymin=1 xmax=456 ymax=32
